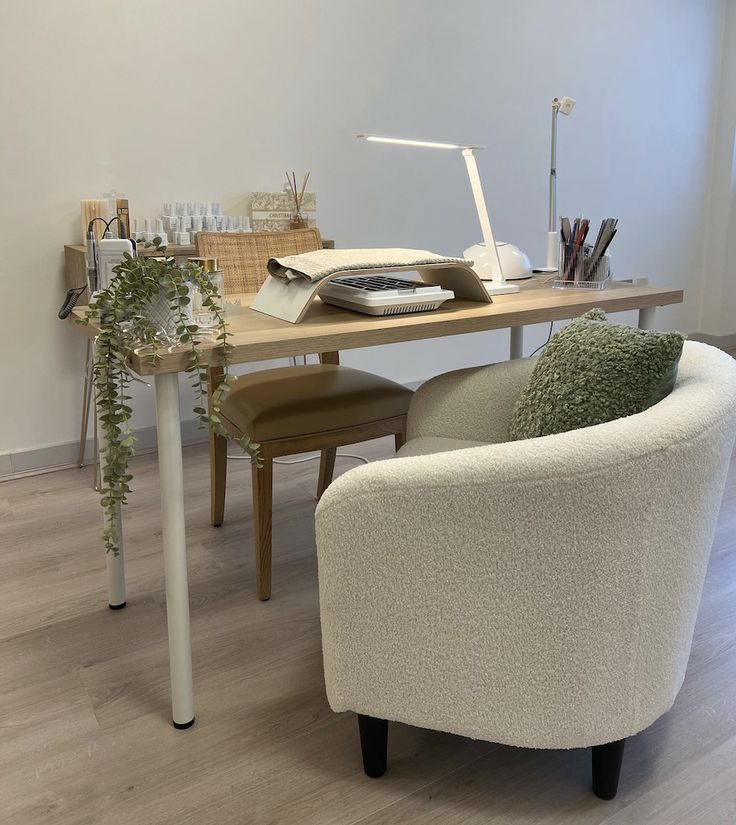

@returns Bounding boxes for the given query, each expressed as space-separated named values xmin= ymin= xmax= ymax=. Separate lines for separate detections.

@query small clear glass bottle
xmin=188 ymin=256 xmax=225 ymax=326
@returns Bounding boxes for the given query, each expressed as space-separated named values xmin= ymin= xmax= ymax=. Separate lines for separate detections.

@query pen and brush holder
xmin=554 ymin=242 xmax=611 ymax=290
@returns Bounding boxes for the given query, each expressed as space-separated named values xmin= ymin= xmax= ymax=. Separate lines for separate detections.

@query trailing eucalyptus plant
xmin=81 ymin=238 xmax=259 ymax=555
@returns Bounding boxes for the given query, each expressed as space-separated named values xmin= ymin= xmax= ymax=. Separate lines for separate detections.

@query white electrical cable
xmin=227 ymin=451 xmax=369 ymax=466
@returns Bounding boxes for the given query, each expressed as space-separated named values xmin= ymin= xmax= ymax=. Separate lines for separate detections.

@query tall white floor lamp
xmin=544 ymin=96 xmax=576 ymax=270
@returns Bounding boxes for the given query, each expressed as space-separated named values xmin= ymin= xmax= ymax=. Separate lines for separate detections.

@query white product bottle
xmin=156 ymin=218 xmax=168 ymax=244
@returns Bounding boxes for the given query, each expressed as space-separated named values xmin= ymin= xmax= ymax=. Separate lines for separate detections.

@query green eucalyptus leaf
xmin=89 ymin=250 xmax=262 ymax=556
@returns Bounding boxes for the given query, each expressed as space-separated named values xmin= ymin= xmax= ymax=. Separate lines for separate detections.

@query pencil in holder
xmin=554 ymin=242 xmax=611 ymax=290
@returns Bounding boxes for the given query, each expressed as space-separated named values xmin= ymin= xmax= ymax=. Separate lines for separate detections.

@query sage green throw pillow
xmin=509 ymin=309 xmax=684 ymax=440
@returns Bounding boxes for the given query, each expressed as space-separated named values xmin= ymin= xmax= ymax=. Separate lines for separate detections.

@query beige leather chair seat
xmin=221 ymin=364 xmax=413 ymax=443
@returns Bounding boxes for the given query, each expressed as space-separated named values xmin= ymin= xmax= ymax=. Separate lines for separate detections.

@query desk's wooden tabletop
xmin=72 ymin=280 xmax=683 ymax=375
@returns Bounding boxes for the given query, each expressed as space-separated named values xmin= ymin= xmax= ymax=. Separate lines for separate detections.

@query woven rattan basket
xmin=195 ymin=228 xmax=323 ymax=294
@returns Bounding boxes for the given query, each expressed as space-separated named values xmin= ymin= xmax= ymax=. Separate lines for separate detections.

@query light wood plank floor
xmin=1 ymin=436 xmax=735 ymax=824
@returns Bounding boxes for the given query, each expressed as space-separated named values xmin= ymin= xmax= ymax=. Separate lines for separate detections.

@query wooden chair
xmin=196 ymin=229 xmax=412 ymax=601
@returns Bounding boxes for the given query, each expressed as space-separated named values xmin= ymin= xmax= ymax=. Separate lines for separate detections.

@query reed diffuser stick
xmin=297 ymin=172 xmax=310 ymax=211
xmin=285 ymin=171 xmax=296 ymax=202
xmin=285 ymin=171 xmax=311 ymax=228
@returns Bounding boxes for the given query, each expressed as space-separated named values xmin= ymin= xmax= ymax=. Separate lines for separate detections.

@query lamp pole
xmin=546 ymin=96 xmax=575 ymax=268
xmin=547 ymin=99 xmax=560 ymax=268
xmin=461 ymin=148 xmax=504 ymax=283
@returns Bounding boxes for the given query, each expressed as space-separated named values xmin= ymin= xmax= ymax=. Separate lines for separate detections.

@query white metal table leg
xmin=94 ymin=340 xmax=127 ymax=610
xmin=154 ymin=372 xmax=195 ymax=729
xmin=510 ymin=326 xmax=524 ymax=359
xmin=106 ymin=519 xmax=127 ymax=610
xmin=93 ymin=403 xmax=101 ymax=492
xmin=78 ymin=339 xmax=94 ymax=467
xmin=638 ymin=307 xmax=656 ymax=330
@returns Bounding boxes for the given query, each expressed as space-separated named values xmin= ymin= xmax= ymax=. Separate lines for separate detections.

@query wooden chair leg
xmin=316 ymin=352 xmax=339 ymax=498
xmin=210 ymin=431 xmax=228 ymax=527
xmin=208 ymin=366 xmax=227 ymax=527
xmin=319 ymin=351 xmax=340 ymax=365
xmin=394 ymin=430 xmax=406 ymax=452
xmin=358 ymin=715 xmax=388 ymax=778
xmin=251 ymin=458 xmax=273 ymax=601
xmin=592 ymin=738 xmax=626 ymax=800
xmin=317 ymin=448 xmax=337 ymax=499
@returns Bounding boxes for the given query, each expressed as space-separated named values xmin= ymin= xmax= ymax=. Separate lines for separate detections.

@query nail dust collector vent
xmin=318 ymin=276 xmax=455 ymax=317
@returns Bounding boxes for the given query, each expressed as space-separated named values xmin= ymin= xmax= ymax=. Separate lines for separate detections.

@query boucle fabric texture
xmin=316 ymin=342 xmax=736 ymax=750
xmin=509 ymin=308 xmax=684 ymax=441
xmin=397 ymin=436 xmax=487 ymax=458
xmin=266 ymin=248 xmax=466 ymax=283
xmin=407 ymin=358 xmax=537 ymax=444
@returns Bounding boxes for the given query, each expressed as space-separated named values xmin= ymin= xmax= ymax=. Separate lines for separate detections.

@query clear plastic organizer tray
xmin=554 ymin=242 xmax=611 ymax=290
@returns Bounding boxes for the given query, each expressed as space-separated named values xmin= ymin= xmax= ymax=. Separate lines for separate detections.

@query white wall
xmin=701 ymin=0 xmax=736 ymax=336
xmin=0 ymin=0 xmax=725 ymax=458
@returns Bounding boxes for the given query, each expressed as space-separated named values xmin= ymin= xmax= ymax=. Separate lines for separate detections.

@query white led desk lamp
xmin=357 ymin=134 xmax=519 ymax=294
xmin=542 ymin=96 xmax=576 ymax=271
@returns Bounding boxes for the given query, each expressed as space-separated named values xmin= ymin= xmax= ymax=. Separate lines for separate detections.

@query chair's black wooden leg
xmin=358 ymin=715 xmax=388 ymax=778
xmin=592 ymin=738 xmax=626 ymax=800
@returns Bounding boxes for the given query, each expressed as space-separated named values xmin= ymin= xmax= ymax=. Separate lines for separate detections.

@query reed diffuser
xmin=285 ymin=171 xmax=310 ymax=229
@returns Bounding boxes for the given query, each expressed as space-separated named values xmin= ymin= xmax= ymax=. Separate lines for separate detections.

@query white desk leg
xmin=638 ymin=307 xmax=656 ymax=330
xmin=154 ymin=372 xmax=195 ymax=729
xmin=106 ymin=519 xmax=127 ymax=610
xmin=510 ymin=326 xmax=524 ymax=359
xmin=94 ymin=342 xmax=127 ymax=610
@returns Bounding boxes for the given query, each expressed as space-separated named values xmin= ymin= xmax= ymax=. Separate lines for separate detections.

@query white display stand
xmin=250 ymin=261 xmax=492 ymax=323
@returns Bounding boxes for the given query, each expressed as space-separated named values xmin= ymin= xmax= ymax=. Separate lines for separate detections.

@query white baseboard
xmin=0 ymin=418 xmax=207 ymax=482
xmin=6 ymin=338 xmax=731 ymax=482
xmin=1 ymin=379 xmax=427 ymax=482
xmin=688 ymin=331 xmax=736 ymax=351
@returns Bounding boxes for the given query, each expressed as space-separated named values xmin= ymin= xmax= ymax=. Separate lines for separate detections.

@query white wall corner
xmin=698 ymin=0 xmax=736 ymax=337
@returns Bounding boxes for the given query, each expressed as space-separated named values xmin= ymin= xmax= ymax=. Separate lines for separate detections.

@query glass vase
xmin=289 ymin=211 xmax=307 ymax=230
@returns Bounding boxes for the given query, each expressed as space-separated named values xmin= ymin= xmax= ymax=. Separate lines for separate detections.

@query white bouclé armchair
xmin=315 ymin=341 xmax=736 ymax=800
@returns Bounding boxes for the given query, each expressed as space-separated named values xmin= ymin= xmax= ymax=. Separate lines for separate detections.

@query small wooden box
xmin=251 ymin=192 xmax=317 ymax=232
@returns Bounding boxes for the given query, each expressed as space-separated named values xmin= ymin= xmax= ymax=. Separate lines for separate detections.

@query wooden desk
xmin=76 ymin=280 xmax=684 ymax=374
xmin=72 ymin=280 xmax=683 ymax=728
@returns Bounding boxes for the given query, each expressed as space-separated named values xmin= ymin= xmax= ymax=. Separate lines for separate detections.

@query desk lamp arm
xmin=461 ymin=148 xmax=504 ymax=283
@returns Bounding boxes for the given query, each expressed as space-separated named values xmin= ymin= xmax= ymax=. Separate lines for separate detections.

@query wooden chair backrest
xmin=195 ymin=228 xmax=323 ymax=294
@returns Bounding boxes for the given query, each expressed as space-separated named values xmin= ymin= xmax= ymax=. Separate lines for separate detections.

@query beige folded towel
xmin=267 ymin=248 xmax=468 ymax=284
